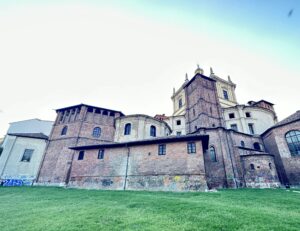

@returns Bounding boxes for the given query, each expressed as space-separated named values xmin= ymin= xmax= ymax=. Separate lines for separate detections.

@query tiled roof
xmin=275 ymin=110 xmax=300 ymax=127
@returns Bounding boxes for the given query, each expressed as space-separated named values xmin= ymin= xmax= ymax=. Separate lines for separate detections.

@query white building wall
xmin=224 ymin=106 xmax=276 ymax=135
xmin=0 ymin=136 xmax=47 ymax=184
xmin=114 ymin=115 xmax=172 ymax=142
xmin=8 ymin=119 xmax=53 ymax=136
xmin=0 ymin=135 xmax=17 ymax=175
xmin=164 ymin=115 xmax=186 ymax=136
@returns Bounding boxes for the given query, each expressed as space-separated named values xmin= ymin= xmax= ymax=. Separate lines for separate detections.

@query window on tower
xmin=61 ymin=126 xmax=68 ymax=136
xmin=92 ymin=127 xmax=101 ymax=137
xmin=229 ymin=113 xmax=235 ymax=119
xmin=223 ymin=90 xmax=229 ymax=100
xmin=178 ymin=98 xmax=183 ymax=109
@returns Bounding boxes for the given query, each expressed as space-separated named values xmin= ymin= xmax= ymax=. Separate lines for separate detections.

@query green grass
xmin=0 ymin=187 xmax=299 ymax=231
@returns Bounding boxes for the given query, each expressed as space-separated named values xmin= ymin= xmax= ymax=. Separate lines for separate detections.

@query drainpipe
xmin=123 ymin=144 xmax=130 ymax=190
xmin=225 ymin=131 xmax=239 ymax=188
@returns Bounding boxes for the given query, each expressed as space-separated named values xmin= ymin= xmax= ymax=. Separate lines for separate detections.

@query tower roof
xmin=55 ymin=103 xmax=125 ymax=116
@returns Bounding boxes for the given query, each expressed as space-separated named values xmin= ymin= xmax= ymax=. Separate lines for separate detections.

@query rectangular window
xmin=176 ymin=120 xmax=181 ymax=125
xmin=158 ymin=144 xmax=166 ymax=155
xmin=245 ymin=112 xmax=251 ymax=118
xmin=98 ymin=149 xmax=104 ymax=159
xmin=223 ymin=90 xmax=229 ymax=100
xmin=187 ymin=142 xmax=196 ymax=154
xmin=178 ymin=98 xmax=183 ymax=109
xmin=21 ymin=149 xmax=34 ymax=162
xmin=248 ymin=123 xmax=255 ymax=134
xmin=78 ymin=151 xmax=84 ymax=160
xmin=176 ymin=131 xmax=182 ymax=136
xmin=229 ymin=113 xmax=235 ymax=119
xmin=230 ymin=124 xmax=238 ymax=131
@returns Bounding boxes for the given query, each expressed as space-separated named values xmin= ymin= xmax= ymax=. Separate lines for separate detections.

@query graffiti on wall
xmin=1 ymin=175 xmax=34 ymax=186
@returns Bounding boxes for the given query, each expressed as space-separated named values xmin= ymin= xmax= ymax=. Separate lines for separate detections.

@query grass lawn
xmin=0 ymin=187 xmax=299 ymax=231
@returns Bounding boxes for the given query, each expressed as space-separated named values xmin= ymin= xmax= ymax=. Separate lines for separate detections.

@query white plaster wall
xmin=114 ymin=115 xmax=171 ymax=142
xmin=224 ymin=106 xmax=276 ymax=135
xmin=164 ymin=115 xmax=186 ymax=135
xmin=0 ymin=135 xmax=17 ymax=175
xmin=0 ymin=136 xmax=47 ymax=181
xmin=8 ymin=119 xmax=53 ymax=136
xmin=172 ymin=88 xmax=186 ymax=116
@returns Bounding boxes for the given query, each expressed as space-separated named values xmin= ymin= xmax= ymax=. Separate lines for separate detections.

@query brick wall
xmin=185 ymin=75 xmax=223 ymax=133
xmin=36 ymin=105 xmax=121 ymax=186
xmin=263 ymin=121 xmax=300 ymax=186
xmin=68 ymin=140 xmax=208 ymax=191
xmin=241 ymin=154 xmax=280 ymax=188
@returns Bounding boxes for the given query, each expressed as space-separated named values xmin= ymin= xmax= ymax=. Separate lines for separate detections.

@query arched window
xmin=209 ymin=146 xmax=217 ymax=162
xmin=253 ymin=142 xmax=261 ymax=151
xmin=61 ymin=126 xmax=68 ymax=136
xmin=285 ymin=130 xmax=300 ymax=156
xmin=150 ymin=125 xmax=156 ymax=137
xmin=124 ymin=123 xmax=131 ymax=135
xmin=250 ymin=163 xmax=255 ymax=170
xmin=92 ymin=127 xmax=101 ymax=137
xmin=241 ymin=141 xmax=245 ymax=147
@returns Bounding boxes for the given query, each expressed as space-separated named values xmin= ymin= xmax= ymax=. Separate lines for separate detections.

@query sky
xmin=0 ymin=0 xmax=299 ymax=137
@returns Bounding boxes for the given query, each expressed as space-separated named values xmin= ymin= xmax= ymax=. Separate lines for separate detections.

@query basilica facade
xmin=33 ymin=66 xmax=299 ymax=191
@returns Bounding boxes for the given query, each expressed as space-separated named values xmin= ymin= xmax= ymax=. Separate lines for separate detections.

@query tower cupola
xmin=195 ymin=64 xmax=204 ymax=75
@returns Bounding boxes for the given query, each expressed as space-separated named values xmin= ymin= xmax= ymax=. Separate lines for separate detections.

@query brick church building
xmin=35 ymin=66 xmax=300 ymax=191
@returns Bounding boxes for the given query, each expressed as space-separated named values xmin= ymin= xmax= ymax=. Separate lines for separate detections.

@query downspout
xmin=123 ymin=144 xmax=130 ymax=190
xmin=224 ymin=131 xmax=239 ymax=188
xmin=35 ymin=118 xmax=57 ymax=184
xmin=34 ymin=139 xmax=49 ymax=184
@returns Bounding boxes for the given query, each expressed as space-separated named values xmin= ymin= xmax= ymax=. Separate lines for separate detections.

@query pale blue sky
xmin=0 ymin=0 xmax=299 ymax=136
